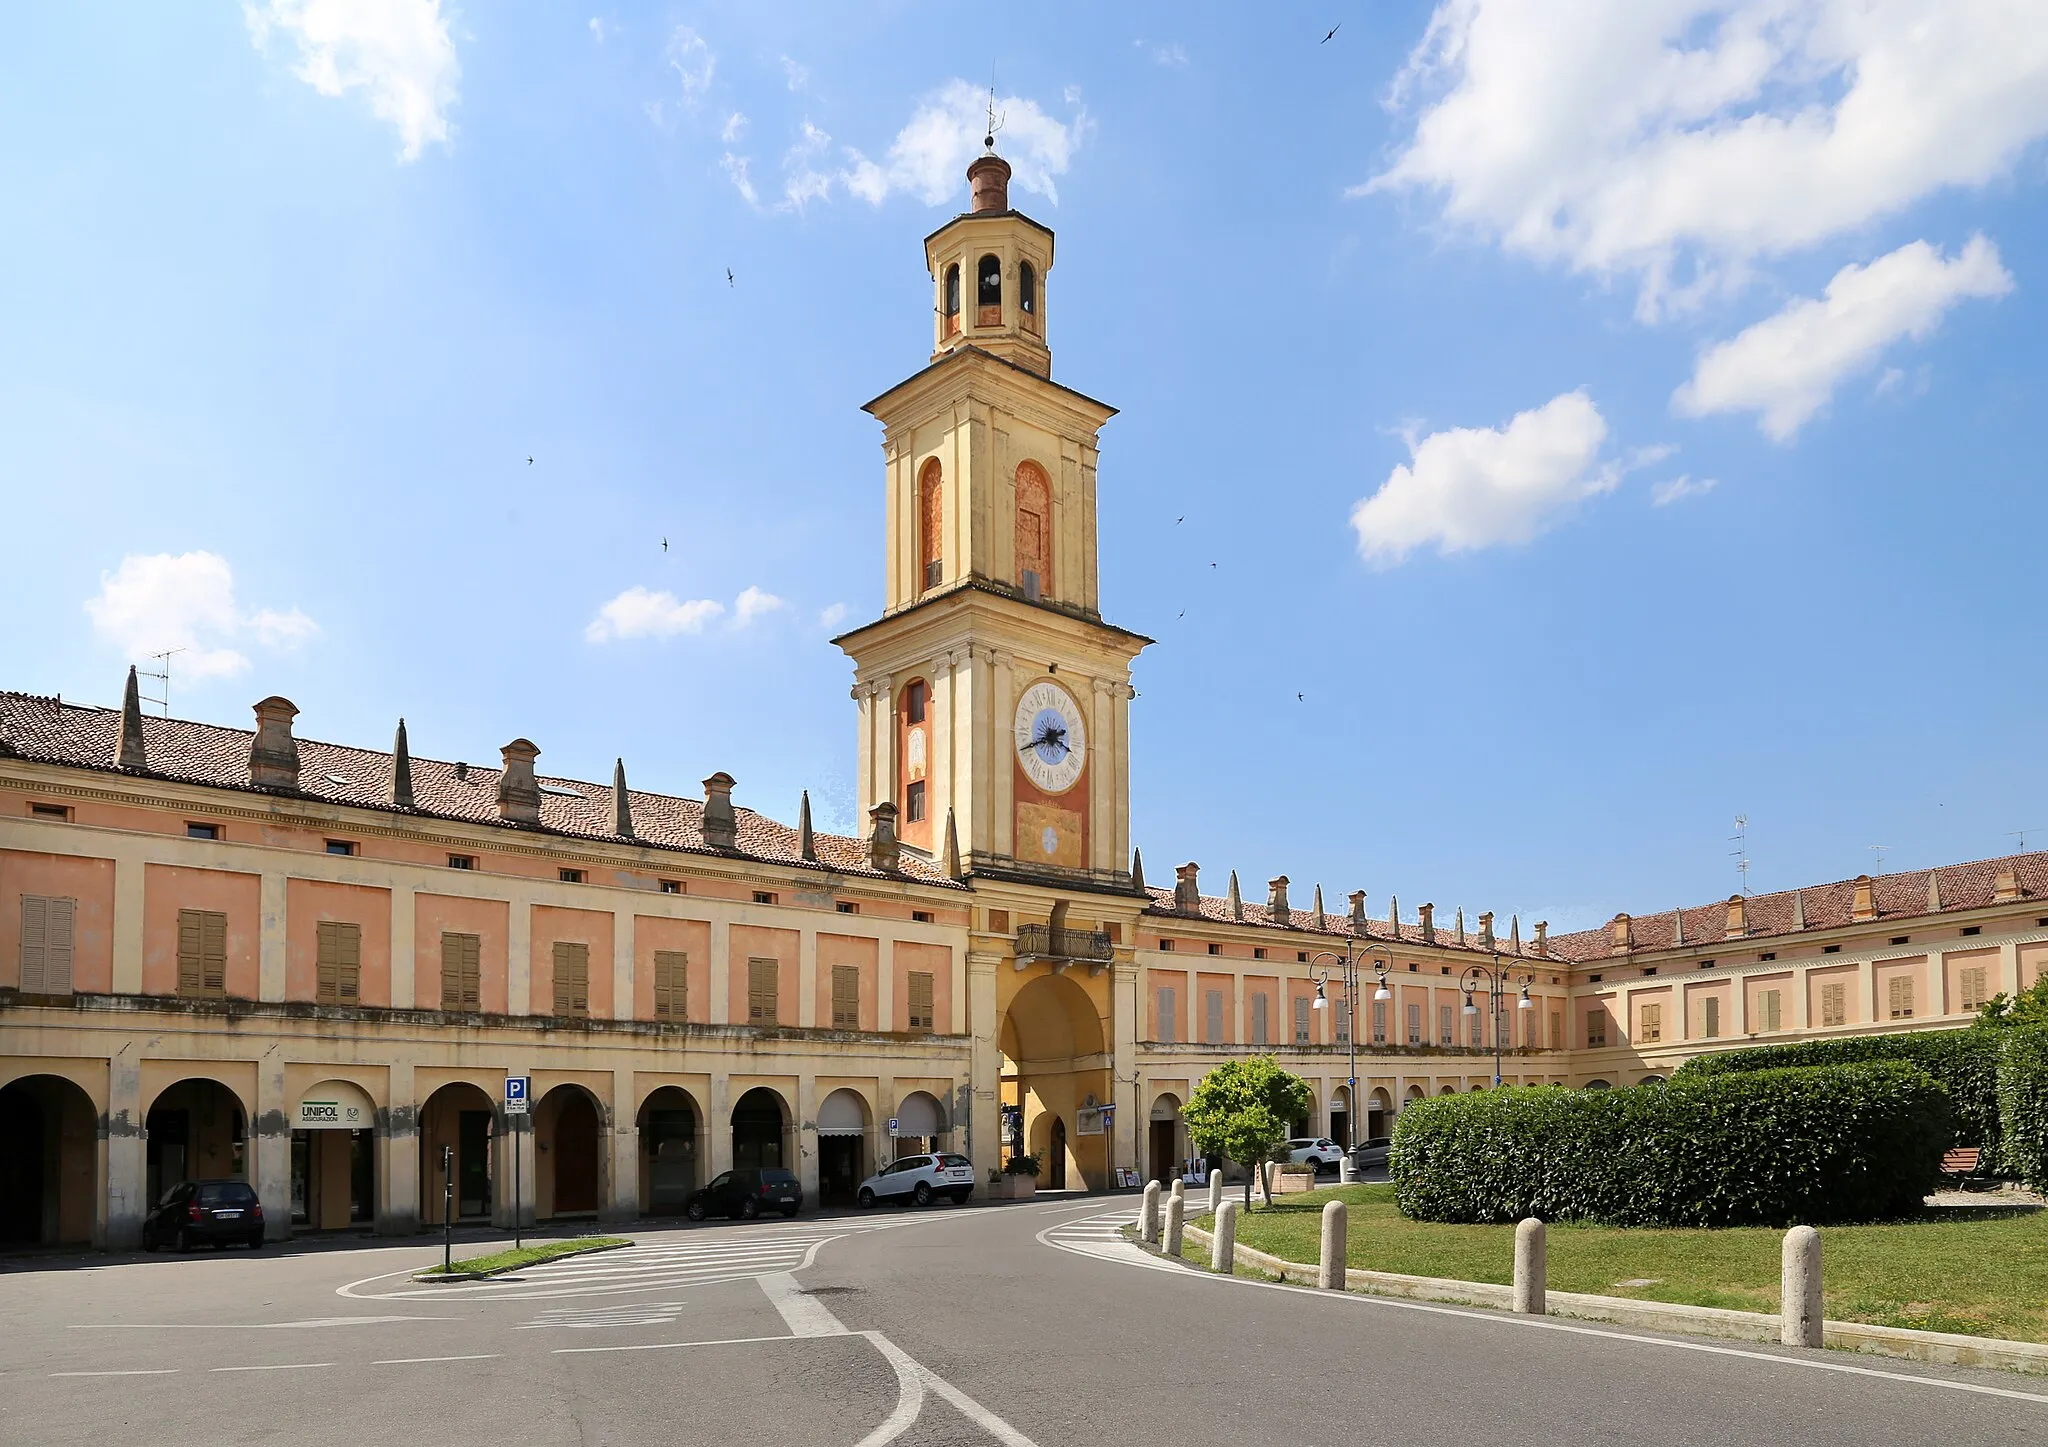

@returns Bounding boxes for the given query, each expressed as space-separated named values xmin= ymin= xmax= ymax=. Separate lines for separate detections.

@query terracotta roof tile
xmin=1140 ymin=887 xmax=1503 ymax=955
xmin=0 ymin=692 xmax=961 ymax=888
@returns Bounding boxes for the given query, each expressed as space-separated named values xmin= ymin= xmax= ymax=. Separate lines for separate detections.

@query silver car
xmin=1281 ymin=1137 xmax=1345 ymax=1171
xmin=857 ymin=1152 xmax=975 ymax=1208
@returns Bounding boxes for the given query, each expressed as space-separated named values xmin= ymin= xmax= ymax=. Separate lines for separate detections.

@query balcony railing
xmin=1014 ymin=924 xmax=1113 ymax=964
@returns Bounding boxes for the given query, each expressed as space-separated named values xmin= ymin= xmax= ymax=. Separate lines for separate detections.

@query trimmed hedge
xmin=1673 ymin=1029 xmax=2001 ymax=1167
xmin=1391 ymin=1062 xmax=1952 ymax=1227
xmin=1998 ymin=1028 xmax=2048 ymax=1192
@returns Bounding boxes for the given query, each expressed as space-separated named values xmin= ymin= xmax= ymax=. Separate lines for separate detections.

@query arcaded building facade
xmin=5 ymin=152 xmax=2046 ymax=1248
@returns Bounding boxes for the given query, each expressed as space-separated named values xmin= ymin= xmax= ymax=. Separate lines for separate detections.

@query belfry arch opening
xmin=976 ymin=252 xmax=1002 ymax=325
xmin=999 ymin=970 xmax=1108 ymax=1191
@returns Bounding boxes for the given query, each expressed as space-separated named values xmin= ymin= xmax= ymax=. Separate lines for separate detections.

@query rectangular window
xmin=836 ymin=901 xmax=859 ymax=915
xmin=559 ymin=868 xmax=585 ymax=884
xmin=653 ymin=949 xmax=688 ymax=1022
xmin=832 ymin=964 xmax=861 ymax=1028
xmin=1158 ymin=987 xmax=1177 ymax=1043
xmin=1207 ymin=943 xmax=1221 ymax=956
xmin=748 ymin=958 xmax=779 ymax=1025
xmin=1371 ymin=999 xmax=1387 ymax=1044
xmin=552 ymin=941 xmax=589 ymax=1019
xmin=1548 ymin=1011 xmax=1562 ymax=1050
xmin=1703 ymin=997 xmax=1721 ymax=1038
xmin=29 ymin=802 xmax=70 ymax=820
xmin=753 ymin=891 xmax=777 ymax=906
xmin=1253 ymin=947 xmax=1267 ymax=961
xmin=1293 ymin=995 xmax=1310 ymax=1045
xmin=1821 ymin=982 xmax=1847 ymax=1027
xmin=1250 ymin=993 xmax=1269 ymax=1046
xmin=908 ymin=971 xmax=935 ymax=1032
xmin=1439 ymin=1003 xmax=1453 ymax=1046
xmin=1407 ymin=1002 xmax=1422 ymax=1045
xmin=1204 ymin=989 xmax=1224 ymax=1043
xmin=1158 ymin=939 xmax=1175 ymax=951
xmin=1335 ymin=999 xmax=1351 ymax=1045
xmin=1586 ymin=1007 xmax=1608 ymax=1047
xmin=447 ymin=854 xmax=476 ymax=870
xmin=1639 ymin=1002 xmax=1662 ymax=1043
xmin=1960 ymin=966 xmax=1988 ymax=1011
xmin=912 ymin=910 xmax=934 ymax=924
xmin=18 ymin=895 xmax=76 ymax=995
xmin=315 ymin=920 xmax=361 ymax=1005
xmin=905 ymin=780 xmax=926 ymax=824
xmin=659 ymin=879 xmax=682 ymax=895
xmin=177 ymin=908 xmax=228 ymax=999
xmin=1961 ymin=926 xmax=1981 ymax=937
xmin=325 ymin=839 xmax=356 ymax=857
xmin=1470 ymin=1008 xmax=1486 ymax=1048
xmin=906 ymin=680 xmax=927 ymax=724
xmin=1888 ymin=976 xmax=1914 ymax=1020
xmin=186 ymin=822 xmax=220 ymax=841
xmin=1760 ymin=988 xmax=1783 ymax=1032
xmin=440 ymin=932 xmax=481 ymax=1011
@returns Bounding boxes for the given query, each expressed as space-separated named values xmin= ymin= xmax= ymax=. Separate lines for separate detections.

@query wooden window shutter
xmin=317 ymin=921 xmax=339 ymax=1003
xmin=908 ymin=971 xmax=934 ymax=1032
xmin=554 ymin=941 xmax=589 ymax=1018
xmin=178 ymin=908 xmax=204 ymax=996
xmin=1205 ymin=990 xmax=1223 ymax=1044
xmin=43 ymin=897 xmax=73 ymax=994
xmin=1293 ymin=994 xmax=1310 ymax=1044
xmin=441 ymin=932 xmax=481 ymax=1010
xmin=1761 ymin=989 xmax=1781 ymax=1031
xmin=1889 ymin=976 xmax=1913 ymax=1019
xmin=1158 ymin=987 xmax=1176 ymax=1044
xmin=654 ymin=950 xmax=688 ymax=1022
xmin=832 ymin=964 xmax=860 ymax=1028
xmin=316 ymin=920 xmax=359 ymax=1004
xmin=1961 ymin=966 xmax=1986 ymax=1010
xmin=20 ymin=895 xmax=47 ymax=993
xmin=748 ymin=957 xmax=779 ymax=1024
xmin=179 ymin=909 xmax=227 ymax=998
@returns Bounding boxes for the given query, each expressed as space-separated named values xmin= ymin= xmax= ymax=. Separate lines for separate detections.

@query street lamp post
xmin=1311 ymin=944 xmax=1395 ymax=1158
xmin=1461 ymin=954 xmax=1537 ymax=1088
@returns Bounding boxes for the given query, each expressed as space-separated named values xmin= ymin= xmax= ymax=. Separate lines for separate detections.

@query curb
xmin=411 ymin=1238 xmax=633 ymax=1283
xmin=1174 ymin=1221 xmax=2048 ymax=1377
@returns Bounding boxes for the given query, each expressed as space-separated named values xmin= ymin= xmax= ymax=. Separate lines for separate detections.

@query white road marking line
xmin=69 ymin=1316 xmax=448 ymax=1330
xmin=1044 ymin=1216 xmax=2048 ymax=1408
xmin=553 ymin=1333 xmax=814 ymax=1354
xmin=759 ymin=1271 xmax=848 ymax=1338
xmin=914 ymin=1356 xmax=1041 ymax=1447
xmin=50 ymin=1369 xmax=180 ymax=1377
xmin=373 ymin=1355 xmax=502 ymax=1365
xmin=208 ymin=1362 xmax=333 ymax=1372
xmin=853 ymin=1332 xmax=926 ymax=1447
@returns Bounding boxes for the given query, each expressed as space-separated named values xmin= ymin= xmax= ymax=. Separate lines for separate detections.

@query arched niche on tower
xmin=1014 ymin=460 xmax=1052 ymax=602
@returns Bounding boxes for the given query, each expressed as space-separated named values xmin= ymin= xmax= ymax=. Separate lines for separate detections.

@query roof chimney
xmin=1419 ymin=902 xmax=1435 ymax=944
xmin=1267 ymin=876 xmax=1291 ymax=923
xmin=1994 ymin=863 xmax=2024 ymax=903
xmin=867 ymin=800 xmax=900 ymax=872
xmin=1532 ymin=920 xmax=1549 ymax=957
xmin=1672 ymin=907 xmax=1685 ymax=946
xmin=1791 ymin=890 xmax=1806 ymax=929
xmin=701 ymin=772 xmax=737 ymax=850
xmin=1174 ymin=863 xmax=1201 ymax=914
xmin=1724 ymin=895 xmax=1746 ymax=939
xmin=1478 ymin=910 xmax=1494 ymax=949
xmin=1348 ymin=890 xmax=1368 ymax=934
xmin=1927 ymin=871 xmax=1942 ymax=912
xmin=1611 ymin=912 xmax=1634 ymax=953
xmin=248 ymin=696 xmax=301 ymax=791
xmin=967 ymin=152 xmax=1011 ymax=213
xmin=390 ymin=719 xmax=414 ymax=808
xmin=497 ymin=739 xmax=541 ymax=823
xmin=1851 ymin=874 xmax=1877 ymax=922
xmin=117 ymin=665 xmax=147 ymax=771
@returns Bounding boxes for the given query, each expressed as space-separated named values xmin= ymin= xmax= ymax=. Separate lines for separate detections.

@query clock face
xmin=1013 ymin=680 xmax=1086 ymax=794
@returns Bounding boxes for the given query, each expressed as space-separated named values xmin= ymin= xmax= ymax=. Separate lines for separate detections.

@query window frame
xmin=653 ymin=949 xmax=688 ymax=1023
xmin=314 ymin=919 xmax=362 ymax=1006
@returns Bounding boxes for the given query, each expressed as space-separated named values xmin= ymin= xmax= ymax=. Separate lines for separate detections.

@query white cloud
xmin=1673 ymin=235 xmax=2013 ymax=439
xmin=664 ymin=25 xmax=715 ymax=109
xmin=1365 ymin=1 xmax=2048 ymax=316
xmin=1350 ymin=391 xmax=1620 ymax=563
xmin=588 ymin=17 xmax=607 ymax=44
xmin=244 ymin=0 xmax=459 ymax=163
xmin=84 ymin=552 xmax=317 ymax=679
xmin=781 ymin=120 xmax=835 ymax=211
xmin=1651 ymin=474 xmax=1718 ymax=506
xmin=1137 ymin=39 xmax=1188 ymax=68
xmin=721 ymin=111 xmax=748 ymax=144
xmin=585 ymin=587 xmax=724 ymax=643
xmin=732 ymin=586 xmax=786 ymax=627
xmin=818 ymin=602 xmax=848 ymax=629
xmin=780 ymin=55 xmax=809 ymax=91
xmin=852 ymin=79 xmax=1090 ymax=207
xmin=720 ymin=152 xmax=758 ymax=205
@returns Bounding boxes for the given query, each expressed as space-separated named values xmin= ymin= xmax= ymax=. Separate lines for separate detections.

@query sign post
xmin=441 ymin=1144 xmax=454 ymax=1275
xmin=505 ymin=1076 xmax=530 ymax=1251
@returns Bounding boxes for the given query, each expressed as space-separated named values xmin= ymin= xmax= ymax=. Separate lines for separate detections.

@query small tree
xmin=1183 ymin=1056 xmax=1313 ymax=1209
xmin=1977 ymin=975 xmax=2048 ymax=1029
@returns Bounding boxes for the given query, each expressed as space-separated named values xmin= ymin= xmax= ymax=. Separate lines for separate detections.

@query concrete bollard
xmin=1170 ymin=1177 xmax=1186 ymax=1208
xmin=1317 ymin=1200 xmax=1347 ymax=1290
xmin=1140 ymin=1180 xmax=1161 ymax=1245
xmin=1339 ymin=1152 xmax=1355 ymax=1185
xmin=1207 ymin=1170 xmax=1224 ymax=1217
xmin=1513 ymin=1217 xmax=1547 ymax=1314
xmin=1781 ymin=1225 xmax=1823 ymax=1348
xmin=1164 ymin=1191 xmax=1185 ymax=1259
xmin=1212 ymin=1199 xmax=1239 ymax=1273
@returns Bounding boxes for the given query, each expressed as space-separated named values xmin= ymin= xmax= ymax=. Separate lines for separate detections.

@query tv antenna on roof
xmin=2011 ymin=828 xmax=2040 ymax=853
xmin=137 ymin=648 xmax=184 ymax=717
xmin=1869 ymin=843 xmax=1890 ymax=874
xmin=984 ymin=65 xmax=1004 ymax=152
xmin=1729 ymin=814 xmax=1751 ymax=896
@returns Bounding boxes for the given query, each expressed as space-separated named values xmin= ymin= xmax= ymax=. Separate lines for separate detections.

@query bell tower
xmin=835 ymin=149 xmax=1149 ymax=889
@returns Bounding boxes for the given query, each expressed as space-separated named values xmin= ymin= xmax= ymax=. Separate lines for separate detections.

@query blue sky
xmin=4 ymin=2 xmax=2045 ymax=932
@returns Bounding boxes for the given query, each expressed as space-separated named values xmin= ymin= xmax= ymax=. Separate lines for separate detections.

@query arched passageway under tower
xmin=999 ymin=969 xmax=1110 ymax=1191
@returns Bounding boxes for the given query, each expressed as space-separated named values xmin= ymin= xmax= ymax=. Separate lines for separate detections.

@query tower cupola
xmin=925 ymin=150 xmax=1053 ymax=377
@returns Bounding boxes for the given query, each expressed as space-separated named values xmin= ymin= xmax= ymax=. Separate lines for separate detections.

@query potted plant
xmin=994 ymin=1153 xmax=1040 ymax=1200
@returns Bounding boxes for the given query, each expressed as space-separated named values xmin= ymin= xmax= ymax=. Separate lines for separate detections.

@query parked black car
xmin=142 ymin=1179 xmax=266 ymax=1251
xmin=684 ymin=1167 xmax=802 ymax=1221
xmin=1348 ymin=1137 xmax=1393 ymax=1173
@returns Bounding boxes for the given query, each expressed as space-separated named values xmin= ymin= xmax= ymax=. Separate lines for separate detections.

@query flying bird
xmin=1210 ymin=561 xmax=1217 ymax=568
xmin=1175 ymin=516 xmax=1185 ymax=525
xmin=661 ymin=537 xmax=669 ymax=553
xmin=1297 ymin=692 xmax=1305 ymax=702
xmin=525 ymin=456 xmax=533 ymax=465
xmin=1322 ymin=23 xmax=1341 ymax=43
xmin=726 ymin=268 xmax=735 ymax=286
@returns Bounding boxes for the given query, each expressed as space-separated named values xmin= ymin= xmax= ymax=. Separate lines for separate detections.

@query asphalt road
xmin=4 ymin=1196 xmax=2046 ymax=1446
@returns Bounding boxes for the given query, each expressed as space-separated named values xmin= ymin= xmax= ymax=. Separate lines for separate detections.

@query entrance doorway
xmin=0 ymin=1075 xmax=97 ymax=1245
xmin=1329 ymin=1085 xmax=1352 ymax=1150
xmin=145 ymin=1078 xmax=245 ymax=1210
xmin=1367 ymin=1088 xmax=1393 ymax=1141
xmin=638 ymin=1089 xmax=699 ymax=1216
xmin=816 ymin=1089 xmax=869 ymax=1207
xmin=891 ymin=1090 xmax=944 ymax=1160
xmin=998 ymin=969 xmax=1110 ymax=1191
xmin=540 ymin=1087 xmax=601 ymax=1218
xmin=290 ymin=1130 xmax=374 ymax=1229
xmin=1147 ymin=1093 xmax=1182 ymax=1184
xmin=1047 ymin=1117 xmax=1068 ymax=1189
xmin=732 ymin=1088 xmax=788 ymax=1169
xmin=420 ymin=1082 xmax=495 ymax=1223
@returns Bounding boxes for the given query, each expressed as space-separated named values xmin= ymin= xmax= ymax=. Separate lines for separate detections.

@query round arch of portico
xmin=283 ymin=1065 xmax=388 ymax=1124
xmin=535 ymin=1081 xmax=609 ymax=1220
xmin=634 ymin=1080 xmax=709 ymax=1123
xmin=139 ymin=1069 xmax=254 ymax=1124
xmin=0 ymin=1059 xmax=107 ymax=1114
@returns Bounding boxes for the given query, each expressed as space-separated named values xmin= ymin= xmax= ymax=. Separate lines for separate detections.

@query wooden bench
xmin=1941 ymin=1146 xmax=1987 ymax=1186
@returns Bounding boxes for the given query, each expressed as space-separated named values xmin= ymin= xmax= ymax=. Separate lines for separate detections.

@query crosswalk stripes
xmin=1038 ymin=1209 xmax=1187 ymax=1273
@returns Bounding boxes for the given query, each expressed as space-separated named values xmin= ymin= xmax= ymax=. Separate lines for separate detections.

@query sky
xmin=3 ymin=2 xmax=2046 ymax=934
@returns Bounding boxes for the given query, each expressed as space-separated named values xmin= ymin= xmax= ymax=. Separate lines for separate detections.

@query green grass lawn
xmin=416 ymin=1235 xmax=631 ymax=1277
xmin=1193 ymin=1186 xmax=2048 ymax=1343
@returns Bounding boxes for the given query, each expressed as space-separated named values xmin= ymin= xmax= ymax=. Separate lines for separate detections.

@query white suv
xmin=857 ymin=1153 xmax=975 ymax=1208
xmin=1282 ymin=1137 xmax=1344 ymax=1172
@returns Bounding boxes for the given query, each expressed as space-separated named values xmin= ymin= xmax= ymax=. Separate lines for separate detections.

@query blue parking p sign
xmin=505 ymin=1076 xmax=530 ymax=1115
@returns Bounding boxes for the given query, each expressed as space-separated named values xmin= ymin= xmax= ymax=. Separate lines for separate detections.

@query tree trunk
xmin=1259 ymin=1160 xmax=1274 ymax=1208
